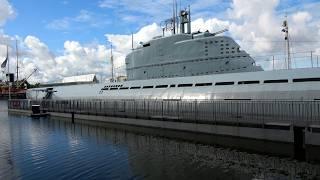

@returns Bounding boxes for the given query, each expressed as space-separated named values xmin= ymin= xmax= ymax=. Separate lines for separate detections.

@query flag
xmin=1 ymin=45 xmax=8 ymax=68
xmin=1 ymin=57 xmax=7 ymax=68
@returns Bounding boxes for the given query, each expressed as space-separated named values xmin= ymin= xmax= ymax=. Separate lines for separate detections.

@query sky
xmin=0 ymin=0 xmax=320 ymax=83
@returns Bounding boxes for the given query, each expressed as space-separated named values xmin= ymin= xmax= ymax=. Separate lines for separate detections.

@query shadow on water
xmin=1 ymin=100 xmax=320 ymax=179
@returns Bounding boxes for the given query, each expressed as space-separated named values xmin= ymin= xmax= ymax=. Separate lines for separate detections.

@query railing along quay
xmin=8 ymin=99 xmax=320 ymax=128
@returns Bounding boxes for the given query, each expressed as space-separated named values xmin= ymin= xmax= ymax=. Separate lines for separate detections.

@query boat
xmin=26 ymin=8 xmax=320 ymax=101
xmin=0 ymin=42 xmax=29 ymax=100
xmin=0 ymin=85 xmax=26 ymax=99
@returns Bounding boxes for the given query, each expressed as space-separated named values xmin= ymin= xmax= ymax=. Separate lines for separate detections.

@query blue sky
xmin=3 ymin=0 xmax=318 ymax=52
xmin=0 ymin=0 xmax=320 ymax=82
xmin=4 ymin=0 xmax=120 ymax=51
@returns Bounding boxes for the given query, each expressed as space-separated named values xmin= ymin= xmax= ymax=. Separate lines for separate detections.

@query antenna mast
xmin=175 ymin=0 xmax=178 ymax=34
xmin=172 ymin=0 xmax=176 ymax=34
xmin=188 ymin=5 xmax=191 ymax=34
xmin=131 ymin=33 xmax=134 ymax=50
xmin=110 ymin=43 xmax=114 ymax=82
xmin=282 ymin=14 xmax=291 ymax=69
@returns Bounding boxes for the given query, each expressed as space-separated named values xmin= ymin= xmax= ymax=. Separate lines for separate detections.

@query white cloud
xmin=101 ymin=0 xmax=320 ymax=71
xmin=191 ymin=18 xmax=229 ymax=33
xmin=105 ymin=23 xmax=162 ymax=76
xmin=47 ymin=10 xmax=109 ymax=30
xmin=46 ymin=18 xmax=70 ymax=30
xmin=226 ymin=0 xmax=320 ymax=69
xmin=61 ymin=1 xmax=69 ymax=5
xmin=1 ymin=22 xmax=162 ymax=83
xmin=75 ymin=10 xmax=93 ymax=22
xmin=98 ymin=0 xmax=118 ymax=8
xmin=228 ymin=0 xmax=279 ymax=20
xmin=0 ymin=0 xmax=15 ymax=26
xmin=0 ymin=0 xmax=15 ymax=79
xmin=106 ymin=23 xmax=161 ymax=54
xmin=292 ymin=11 xmax=312 ymax=24
xmin=20 ymin=36 xmax=111 ymax=83
xmin=227 ymin=0 xmax=282 ymax=54
xmin=98 ymin=0 xmax=176 ymax=24
xmin=2 ymin=0 xmax=320 ymax=83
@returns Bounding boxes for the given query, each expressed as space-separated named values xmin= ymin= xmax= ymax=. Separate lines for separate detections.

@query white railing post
xmin=311 ymin=51 xmax=314 ymax=68
xmin=272 ymin=56 xmax=275 ymax=70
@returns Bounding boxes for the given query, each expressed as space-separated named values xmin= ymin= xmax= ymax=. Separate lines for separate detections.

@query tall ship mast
xmin=0 ymin=41 xmax=28 ymax=99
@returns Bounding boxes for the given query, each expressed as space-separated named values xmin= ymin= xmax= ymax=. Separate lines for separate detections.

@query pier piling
xmin=72 ymin=112 xmax=75 ymax=124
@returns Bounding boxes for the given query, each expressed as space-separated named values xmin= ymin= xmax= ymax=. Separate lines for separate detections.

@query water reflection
xmin=0 ymin=101 xmax=320 ymax=179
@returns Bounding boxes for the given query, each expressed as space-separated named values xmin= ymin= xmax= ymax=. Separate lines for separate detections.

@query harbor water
xmin=1 ymin=101 xmax=320 ymax=179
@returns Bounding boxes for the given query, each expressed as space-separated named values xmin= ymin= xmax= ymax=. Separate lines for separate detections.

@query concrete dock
xmin=8 ymin=99 xmax=320 ymax=162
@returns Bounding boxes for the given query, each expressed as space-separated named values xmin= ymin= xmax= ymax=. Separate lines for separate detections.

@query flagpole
xmin=7 ymin=45 xmax=11 ymax=100
xmin=7 ymin=45 xmax=9 ymax=77
xmin=7 ymin=45 xmax=11 ymax=101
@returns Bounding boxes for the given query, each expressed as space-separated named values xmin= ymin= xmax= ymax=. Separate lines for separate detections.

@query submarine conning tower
xmin=125 ymin=8 xmax=263 ymax=81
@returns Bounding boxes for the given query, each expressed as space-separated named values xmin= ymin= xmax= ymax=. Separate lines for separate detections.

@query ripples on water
xmin=0 ymin=100 xmax=320 ymax=180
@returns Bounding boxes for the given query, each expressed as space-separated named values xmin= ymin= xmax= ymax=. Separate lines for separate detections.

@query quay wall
xmin=8 ymin=99 xmax=320 ymax=162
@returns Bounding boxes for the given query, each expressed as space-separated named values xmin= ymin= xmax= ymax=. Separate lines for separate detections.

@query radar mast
xmin=282 ymin=14 xmax=291 ymax=69
xmin=110 ymin=43 xmax=114 ymax=82
xmin=161 ymin=2 xmax=192 ymax=36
